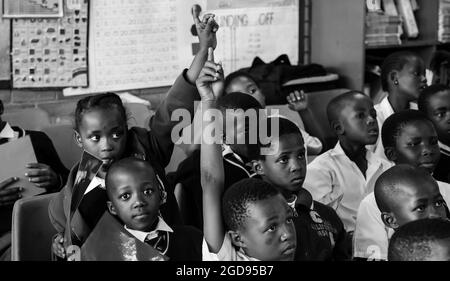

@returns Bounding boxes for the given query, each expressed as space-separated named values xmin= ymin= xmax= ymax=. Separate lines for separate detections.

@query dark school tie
xmin=144 ymin=231 xmax=169 ymax=254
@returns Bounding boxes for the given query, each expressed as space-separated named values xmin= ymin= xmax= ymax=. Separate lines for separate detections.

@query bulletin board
xmin=9 ymin=0 xmax=88 ymax=88
xmin=63 ymin=0 xmax=299 ymax=96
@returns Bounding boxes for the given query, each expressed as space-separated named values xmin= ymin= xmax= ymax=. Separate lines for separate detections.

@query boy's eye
xmin=89 ymin=135 xmax=100 ymax=142
xmin=249 ymin=88 xmax=257 ymax=94
xmin=286 ymin=217 xmax=294 ymax=224
xmin=112 ymin=132 xmax=123 ymax=139
xmin=267 ymin=225 xmax=277 ymax=232
xmin=415 ymin=205 xmax=426 ymax=212
xmin=277 ymin=157 xmax=288 ymax=164
xmin=357 ymin=112 xmax=365 ymax=119
xmin=298 ymin=154 xmax=305 ymax=160
xmin=143 ymin=188 xmax=154 ymax=196
xmin=435 ymin=199 xmax=446 ymax=207
xmin=407 ymin=141 xmax=419 ymax=147
xmin=120 ymin=193 xmax=130 ymax=201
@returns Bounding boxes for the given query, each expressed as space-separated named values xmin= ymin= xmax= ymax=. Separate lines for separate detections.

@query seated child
xmin=50 ymin=14 xmax=219 ymax=259
xmin=354 ymin=111 xmax=450 ymax=259
xmin=81 ymin=157 xmax=203 ymax=261
xmin=369 ymin=51 xmax=428 ymax=161
xmin=0 ymin=99 xmax=69 ymax=258
xmin=418 ymin=84 xmax=450 ymax=183
xmin=197 ymin=53 xmax=296 ymax=261
xmin=388 ymin=218 xmax=450 ymax=261
xmin=303 ymin=91 xmax=392 ymax=233
xmin=251 ymin=116 xmax=351 ymax=260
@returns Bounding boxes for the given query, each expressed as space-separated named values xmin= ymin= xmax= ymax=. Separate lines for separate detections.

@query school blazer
xmin=48 ymin=70 xmax=201 ymax=247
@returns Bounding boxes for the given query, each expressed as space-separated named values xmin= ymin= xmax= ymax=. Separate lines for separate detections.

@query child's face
xmin=427 ymin=238 xmax=450 ymax=261
xmin=259 ymin=133 xmax=306 ymax=197
xmin=224 ymin=110 xmax=253 ymax=158
xmin=107 ymin=166 xmax=162 ymax=232
xmin=425 ymin=90 xmax=450 ymax=145
xmin=76 ymin=108 xmax=127 ymax=172
xmin=392 ymin=120 xmax=440 ymax=173
xmin=238 ymin=194 xmax=296 ymax=261
xmin=226 ymin=76 xmax=266 ymax=107
xmin=339 ymin=95 xmax=379 ymax=145
xmin=390 ymin=179 xmax=446 ymax=227
xmin=395 ymin=56 xmax=427 ymax=100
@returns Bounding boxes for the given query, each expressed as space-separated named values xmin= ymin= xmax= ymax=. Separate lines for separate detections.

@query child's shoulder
xmin=312 ymin=200 xmax=344 ymax=228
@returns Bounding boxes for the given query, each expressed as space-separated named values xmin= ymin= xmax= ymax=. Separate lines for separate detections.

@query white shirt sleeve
xmin=353 ymin=193 xmax=390 ymax=260
xmin=202 ymin=234 xmax=238 ymax=261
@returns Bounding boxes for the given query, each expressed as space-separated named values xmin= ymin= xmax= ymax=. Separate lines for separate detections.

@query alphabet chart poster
xmin=63 ymin=0 xmax=299 ymax=96
xmin=11 ymin=0 xmax=88 ymax=88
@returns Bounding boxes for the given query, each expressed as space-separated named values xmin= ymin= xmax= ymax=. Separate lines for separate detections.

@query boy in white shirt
xmin=303 ymin=91 xmax=392 ymax=233
xmin=354 ymin=110 xmax=450 ymax=260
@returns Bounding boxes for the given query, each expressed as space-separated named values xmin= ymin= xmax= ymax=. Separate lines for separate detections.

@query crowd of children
xmin=0 ymin=10 xmax=449 ymax=262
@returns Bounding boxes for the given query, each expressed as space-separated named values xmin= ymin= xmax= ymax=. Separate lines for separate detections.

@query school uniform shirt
xmin=434 ymin=141 xmax=450 ymax=184
xmin=78 ymin=177 xmax=107 ymax=231
xmin=170 ymin=145 xmax=254 ymax=229
xmin=202 ymin=233 xmax=259 ymax=261
xmin=303 ymin=142 xmax=393 ymax=232
xmin=292 ymin=192 xmax=352 ymax=261
xmin=126 ymin=216 xmax=203 ymax=261
xmin=353 ymin=181 xmax=450 ymax=260
xmin=367 ymin=96 xmax=418 ymax=161
xmin=0 ymin=123 xmax=69 ymax=235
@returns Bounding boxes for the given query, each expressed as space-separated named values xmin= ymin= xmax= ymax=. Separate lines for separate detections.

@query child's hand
xmin=193 ymin=10 xmax=219 ymax=51
xmin=52 ymin=233 xmax=66 ymax=259
xmin=287 ymin=90 xmax=308 ymax=112
xmin=0 ymin=177 xmax=22 ymax=207
xmin=196 ymin=48 xmax=224 ymax=102
xmin=25 ymin=163 xmax=60 ymax=189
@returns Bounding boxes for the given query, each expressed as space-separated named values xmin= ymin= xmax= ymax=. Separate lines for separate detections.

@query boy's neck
xmin=387 ymin=92 xmax=410 ymax=113
xmin=339 ymin=137 xmax=367 ymax=159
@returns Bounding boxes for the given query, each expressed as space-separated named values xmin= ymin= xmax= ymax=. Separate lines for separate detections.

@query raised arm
xmin=148 ymin=13 xmax=219 ymax=167
xmin=198 ymin=48 xmax=226 ymax=253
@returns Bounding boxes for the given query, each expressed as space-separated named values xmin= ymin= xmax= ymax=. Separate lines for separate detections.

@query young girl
xmin=50 ymin=13 xmax=219 ymax=260
xmin=370 ymin=51 xmax=428 ymax=160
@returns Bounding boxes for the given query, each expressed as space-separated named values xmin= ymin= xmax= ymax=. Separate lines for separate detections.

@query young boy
xmin=79 ymin=157 xmax=203 ymax=261
xmin=388 ymin=217 xmax=450 ymax=261
xmin=303 ymin=91 xmax=392 ymax=233
xmin=369 ymin=51 xmax=428 ymax=161
xmin=251 ymin=116 xmax=351 ymax=260
xmin=197 ymin=52 xmax=296 ymax=261
xmin=418 ymin=84 xmax=450 ymax=183
xmin=354 ymin=110 xmax=450 ymax=260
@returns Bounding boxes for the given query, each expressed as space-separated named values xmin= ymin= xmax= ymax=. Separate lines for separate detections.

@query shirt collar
xmin=222 ymin=144 xmax=245 ymax=164
xmin=125 ymin=216 xmax=173 ymax=243
xmin=84 ymin=176 xmax=105 ymax=195
xmin=0 ymin=122 xmax=15 ymax=139
xmin=439 ymin=141 xmax=450 ymax=155
xmin=330 ymin=142 xmax=386 ymax=169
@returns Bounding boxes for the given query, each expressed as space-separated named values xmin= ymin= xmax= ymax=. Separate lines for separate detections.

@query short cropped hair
xmin=216 ymin=91 xmax=263 ymax=111
xmin=326 ymin=90 xmax=366 ymax=127
xmin=374 ymin=164 xmax=435 ymax=213
xmin=222 ymin=178 xmax=281 ymax=231
xmin=224 ymin=71 xmax=260 ymax=93
xmin=418 ymin=84 xmax=450 ymax=115
xmin=250 ymin=116 xmax=304 ymax=160
xmin=380 ymin=51 xmax=418 ymax=92
xmin=388 ymin=218 xmax=450 ymax=261
xmin=381 ymin=109 xmax=432 ymax=149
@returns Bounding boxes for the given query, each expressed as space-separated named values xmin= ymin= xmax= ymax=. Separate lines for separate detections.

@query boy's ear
xmin=381 ymin=211 xmax=399 ymax=229
xmin=389 ymin=70 xmax=399 ymax=85
xmin=74 ymin=130 xmax=83 ymax=148
xmin=252 ymin=160 xmax=264 ymax=176
xmin=331 ymin=120 xmax=344 ymax=135
xmin=228 ymin=230 xmax=246 ymax=249
xmin=107 ymin=201 xmax=117 ymax=215
xmin=384 ymin=146 xmax=397 ymax=162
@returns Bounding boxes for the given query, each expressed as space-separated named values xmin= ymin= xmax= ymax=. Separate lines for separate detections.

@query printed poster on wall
xmin=63 ymin=0 xmax=298 ymax=96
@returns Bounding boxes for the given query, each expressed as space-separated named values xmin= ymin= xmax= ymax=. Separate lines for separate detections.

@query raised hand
xmin=193 ymin=8 xmax=219 ymax=50
xmin=196 ymin=47 xmax=224 ymax=102
xmin=287 ymin=90 xmax=308 ymax=112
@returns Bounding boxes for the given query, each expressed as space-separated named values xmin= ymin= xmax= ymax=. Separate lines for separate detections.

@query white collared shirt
xmin=353 ymin=180 xmax=450 ymax=260
xmin=368 ymin=96 xmax=418 ymax=161
xmin=83 ymin=176 xmax=105 ymax=195
xmin=0 ymin=122 xmax=19 ymax=140
xmin=439 ymin=141 xmax=450 ymax=157
xmin=125 ymin=216 xmax=173 ymax=243
xmin=202 ymin=233 xmax=259 ymax=261
xmin=303 ymin=142 xmax=393 ymax=232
